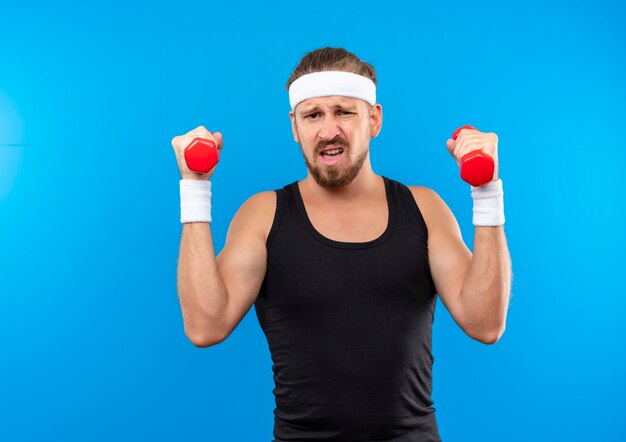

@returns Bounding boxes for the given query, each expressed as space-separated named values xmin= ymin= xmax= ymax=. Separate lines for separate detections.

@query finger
xmin=454 ymin=134 xmax=488 ymax=153
xmin=185 ymin=130 xmax=217 ymax=149
xmin=457 ymin=127 xmax=481 ymax=138
xmin=456 ymin=140 xmax=486 ymax=160
xmin=188 ymin=129 xmax=212 ymax=139
xmin=452 ymin=133 xmax=484 ymax=156
xmin=457 ymin=141 xmax=484 ymax=159
xmin=454 ymin=133 xmax=485 ymax=143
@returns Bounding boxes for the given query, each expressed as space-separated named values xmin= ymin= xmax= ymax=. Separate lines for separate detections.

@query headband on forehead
xmin=288 ymin=71 xmax=376 ymax=111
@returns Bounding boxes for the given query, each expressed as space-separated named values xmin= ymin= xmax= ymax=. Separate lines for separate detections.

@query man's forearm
xmin=177 ymin=222 xmax=228 ymax=345
xmin=459 ymin=225 xmax=511 ymax=341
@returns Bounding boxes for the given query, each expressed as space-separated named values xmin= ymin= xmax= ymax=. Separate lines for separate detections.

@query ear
xmin=290 ymin=110 xmax=300 ymax=143
xmin=369 ymin=104 xmax=383 ymax=138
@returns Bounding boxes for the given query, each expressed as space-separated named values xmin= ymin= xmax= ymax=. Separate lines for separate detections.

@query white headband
xmin=288 ymin=71 xmax=376 ymax=111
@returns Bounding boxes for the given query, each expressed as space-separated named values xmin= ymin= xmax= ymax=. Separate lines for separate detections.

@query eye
xmin=305 ymin=112 xmax=320 ymax=119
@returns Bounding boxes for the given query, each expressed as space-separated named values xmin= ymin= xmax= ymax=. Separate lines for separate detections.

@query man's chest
xmin=305 ymin=204 xmax=389 ymax=243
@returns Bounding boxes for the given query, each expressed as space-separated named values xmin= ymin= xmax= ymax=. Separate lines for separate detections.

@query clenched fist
xmin=171 ymin=126 xmax=224 ymax=180
xmin=446 ymin=127 xmax=499 ymax=184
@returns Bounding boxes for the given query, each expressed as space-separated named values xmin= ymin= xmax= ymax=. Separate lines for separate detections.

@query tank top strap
xmin=391 ymin=179 xmax=430 ymax=242
xmin=266 ymin=185 xmax=288 ymax=252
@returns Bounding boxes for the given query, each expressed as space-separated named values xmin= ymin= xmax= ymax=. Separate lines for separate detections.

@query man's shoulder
xmin=405 ymin=184 xmax=438 ymax=200
xmin=242 ymin=180 xmax=295 ymax=207
xmin=402 ymin=184 xmax=452 ymax=234
xmin=402 ymin=183 xmax=442 ymax=209
xmin=385 ymin=176 xmax=434 ymax=197
xmin=240 ymin=190 xmax=277 ymax=219
xmin=225 ymin=190 xmax=276 ymax=239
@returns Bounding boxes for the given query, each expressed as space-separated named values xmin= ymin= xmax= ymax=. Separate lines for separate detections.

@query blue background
xmin=1 ymin=1 xmax=624 ymax=441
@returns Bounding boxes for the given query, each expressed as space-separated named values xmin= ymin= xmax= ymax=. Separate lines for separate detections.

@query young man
xmin=171 ymin=47 xmax=511 ymax=441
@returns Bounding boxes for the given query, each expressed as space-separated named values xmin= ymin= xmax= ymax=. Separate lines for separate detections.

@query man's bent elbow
xmin=186 ymin=329 xmax=227 ymax=348
xmin=474 ymin=325 xmax=506 ymax=345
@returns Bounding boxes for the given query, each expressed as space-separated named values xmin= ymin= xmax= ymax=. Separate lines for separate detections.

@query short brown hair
xmin=285 ymin=47 xmax=377 ymax=91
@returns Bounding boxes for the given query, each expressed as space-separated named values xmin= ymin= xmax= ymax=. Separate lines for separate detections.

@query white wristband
xmin=180 ymin=179 xmax=212 ymax=223
xmin=471 ymin=179 xmax=505 ymax=226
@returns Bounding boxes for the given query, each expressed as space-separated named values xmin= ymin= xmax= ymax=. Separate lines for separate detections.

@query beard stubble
xmin=300 ymin=134 xmax=369 ymax=189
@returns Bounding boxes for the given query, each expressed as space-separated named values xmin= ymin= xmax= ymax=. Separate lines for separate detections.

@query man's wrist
xmin=471 ymin=179 xmax=505 ymax=226
xmin=180 ymin=179 xmax=212 ymax=223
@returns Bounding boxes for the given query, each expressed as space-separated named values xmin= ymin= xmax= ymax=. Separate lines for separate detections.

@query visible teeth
xmin=322 ymin=148 xmax=343 ymax=155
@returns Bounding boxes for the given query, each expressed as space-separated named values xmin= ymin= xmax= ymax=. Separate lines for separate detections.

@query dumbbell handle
xmin=184 ymin=137 xmax=219 ymax=174
xmin=452 ymin=125 xmax=495 ymax=187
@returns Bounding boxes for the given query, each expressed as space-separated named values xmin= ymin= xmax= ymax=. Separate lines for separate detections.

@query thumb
xmin=213 ymin=132 xmax=224 ymax=150
xmin=446 ymin=138 xmax=460 ymax=167
xmin=445 ymin=138 xmax=455 ymax=155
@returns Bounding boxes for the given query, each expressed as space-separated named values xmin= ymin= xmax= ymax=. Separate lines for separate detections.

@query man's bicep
xmin=215 ymin=192 xmax=274 ymax=340
xmin=417 ymin=188 xmax=473 ymax=330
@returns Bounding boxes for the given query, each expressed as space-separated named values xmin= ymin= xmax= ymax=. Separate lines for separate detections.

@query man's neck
xmin=299 ymin=170 xmax=382 ymax=206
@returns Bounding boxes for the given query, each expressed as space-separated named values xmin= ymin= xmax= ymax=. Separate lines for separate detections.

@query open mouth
xmin=319 ymin=147 xmax=344 ymax=165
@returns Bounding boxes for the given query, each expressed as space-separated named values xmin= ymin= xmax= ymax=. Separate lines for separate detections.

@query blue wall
xmin=1 ymin=1 xmax=624 ymax=440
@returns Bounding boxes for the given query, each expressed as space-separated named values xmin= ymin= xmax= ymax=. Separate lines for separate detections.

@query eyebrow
xmin=298 ymin=102 xmax=358 ymax=116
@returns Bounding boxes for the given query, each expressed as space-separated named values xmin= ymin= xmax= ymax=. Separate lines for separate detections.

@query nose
xmin=318 ymin=115 xmax=341 ymax=142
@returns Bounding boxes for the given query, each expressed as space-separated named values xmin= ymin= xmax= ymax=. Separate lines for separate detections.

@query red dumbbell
xmin=451 ymin=125 xmax=495 ymax=187
xmin=184 ymin=137 xmax=219 ymax=174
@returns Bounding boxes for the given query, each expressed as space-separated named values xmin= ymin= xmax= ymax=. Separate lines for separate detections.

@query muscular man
xmin=172 ymin=47 xmax=511 ymax=442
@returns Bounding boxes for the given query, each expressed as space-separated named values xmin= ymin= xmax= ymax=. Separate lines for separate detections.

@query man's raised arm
xmin=172 ymin=126 xmax=271 ymax=347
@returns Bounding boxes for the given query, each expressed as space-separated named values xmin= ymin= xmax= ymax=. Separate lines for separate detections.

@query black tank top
xmin=254 ymin=176 xmax=442 ymax=442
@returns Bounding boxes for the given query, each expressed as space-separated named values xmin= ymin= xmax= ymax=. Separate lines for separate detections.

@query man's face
xmin=289 ymin=96 xmax=382 ymax=189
